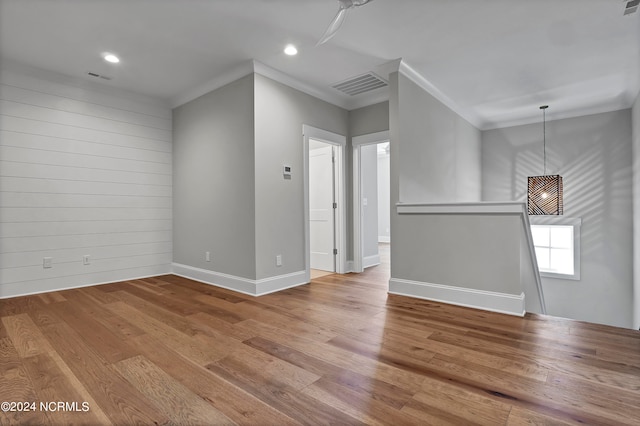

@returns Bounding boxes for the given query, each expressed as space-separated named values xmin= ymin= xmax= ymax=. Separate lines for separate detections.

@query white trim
xmin=0 ymin=270 xmax=171 ymax=300
xmin=519 ymin=211 xmax=547 ymax=313
xmin=395 ymin=201 xmax=546 ymax=314
xmin=170 ymin=60 xmax=254 ymax=108
xmin=172 ymin=59 xmax=391 ymax=111
xmin=529 ymin=216 xmax=582 ymax=226
xmin=353 ymin=131 xmax=391 ymax=273
xmin=378 ymin=236 xmax=391 ymax=243
xmin=397 ymin=61 xmax=482 ymax=129
xmin=363 ymin=255 xmax=381 ymax=269
xmin=255 ymin=271 xmax=309 ymax=296
xmin=253 ymin=61 xmax=350 ymax=110
xmin=304 ymin=126 xmax=347 ymax=145
xmin=352 ymin=131 xmax=390 ymax=147
xmin=389 ymin=278 xmax=526 ymax=317
xmin=303 ymin=125 xmax=347 ymax=280
xmin=378 ymin=59 xmax=634 ymax=131
xmin=481 ymin=104 xmax=636 ymax=131
xmin=172 ymin=263 xmax=307 ymax=297
xmin=345 ymin=260 xmax=355 ymax=273
xmin=529 ymin=217 xmax=582 ymax=281
xmin=352 ymin=145 xmax=362 ymax=273
xmin=397 ymin=201 xmax=527 ymax=215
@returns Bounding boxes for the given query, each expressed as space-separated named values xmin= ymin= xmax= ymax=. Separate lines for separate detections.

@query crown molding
xmin=171 ymin=58 xmax=394 ymax=111
xmin=171 ymin=59 xmax=353 ymax=110
xmin=480 ymin=98 xmax=637 ymax=130
xmin=395 ymin=60 xmax=483 ymax=129
xmin=170 ymin=60 xmax=255 ymax=108
xmin=251 ymin=60 xmax=351 ymax=109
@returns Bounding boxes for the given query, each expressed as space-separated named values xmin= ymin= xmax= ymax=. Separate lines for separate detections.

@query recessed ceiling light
xmin=103 ymin=53 xmax=120 ymax=63
xmin=284 ymin=44 xmax=298 ymax=56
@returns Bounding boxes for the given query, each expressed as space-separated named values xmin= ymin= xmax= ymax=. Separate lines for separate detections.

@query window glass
xmin=550 ymin=248 xmax=573 ymax=275
xmin=529 ymin=219 xmax=580 ymax=280
xmin=531 ymin=226 xmax=550 ymax=247
xmin=535 ymin=247 xmax=550 ymax=270
xmin=550 ymin=226 xmax=572 ymax=249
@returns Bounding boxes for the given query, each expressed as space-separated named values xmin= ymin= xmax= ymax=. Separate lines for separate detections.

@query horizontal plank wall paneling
xmin=0 ymin=65 xmax=172 ymax=298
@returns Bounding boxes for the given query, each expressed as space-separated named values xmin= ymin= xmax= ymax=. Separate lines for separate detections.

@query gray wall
xmin=173 ymin=74 xmax=256 ymax=279
xmin=390 ymin=71 xmax=482 ymax=280
xmin=482 ymin=109 xmax=633 ymax=328
xmin=361 ymin=144 xmax=379 ymax=259
xmin=173 ymin=73 xmax=348 ymax=282
xmin=0 ymin=63 xmax=172 ymax=298
xmin=254 ymin=74 xmax=349 ymax=279
xmin=396 ymin=75 xmax=481 ymax=203
xmin=349 ymin=102 xmax=390 ymax=137
xmin=393 ymin=214 xmax=521 ymax=294
xmin=633 ymin=94 xmax=640 ymax=329
xmin=348 ymin=101 xmax=390 ymax=261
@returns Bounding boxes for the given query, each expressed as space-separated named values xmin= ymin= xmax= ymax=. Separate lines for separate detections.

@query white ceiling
xmin=1 ymin=0 xmax=639 ymax=129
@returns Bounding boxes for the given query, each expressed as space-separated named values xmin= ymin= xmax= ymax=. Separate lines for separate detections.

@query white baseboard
xmin=378 ymin=236 xmax=390 ymax=243
xmin=172 ymin=263 xmax=308 ymax=297
xmin=0 ymin=265 xmax=172 ymax=299
xmin=363 ymin=254 xmax=381 ymax=269
xmin=254 ymin=271 xmax=309 ymax=296
xmin=388 ymin=277 xmax=525 ymax=317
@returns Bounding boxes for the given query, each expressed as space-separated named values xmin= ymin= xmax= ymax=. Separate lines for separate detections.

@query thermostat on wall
xmin=283 ymin=165 xmax=292 ymax=177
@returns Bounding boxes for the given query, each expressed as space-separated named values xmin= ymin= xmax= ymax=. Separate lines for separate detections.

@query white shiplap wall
xmin=0 ymin=64 xmax=172 ymax=298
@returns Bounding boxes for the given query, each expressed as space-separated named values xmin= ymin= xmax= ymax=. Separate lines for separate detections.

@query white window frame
xmin=529 ymin=216 xmax=581 ymax=281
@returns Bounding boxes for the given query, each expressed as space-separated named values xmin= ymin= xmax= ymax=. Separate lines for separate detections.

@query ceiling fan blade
xmin=316 ymin=6 xmax=349 ymax=46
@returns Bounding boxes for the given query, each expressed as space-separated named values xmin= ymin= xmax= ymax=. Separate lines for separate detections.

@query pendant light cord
xmin=541 ymin=105 xmax=548 ymax=175
xmin=543 ymin=108 xmax=546 ymax=175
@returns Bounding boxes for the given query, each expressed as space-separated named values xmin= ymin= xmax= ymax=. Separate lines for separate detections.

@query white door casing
xmin=303 ymin=125 xmax=346 ymax=282
xmin=353 ymin=131 xmax=390 ymax=273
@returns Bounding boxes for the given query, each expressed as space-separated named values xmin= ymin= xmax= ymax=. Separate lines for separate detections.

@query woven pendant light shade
xmin=528 ymin=175 xmax=563 ymax=215
xmin=527 ymin=105 xmax=563 ymax=215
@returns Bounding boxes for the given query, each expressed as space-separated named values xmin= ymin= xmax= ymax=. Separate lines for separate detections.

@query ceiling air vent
xmin=331 ymin=72 xmax=388 ymax=96
xmin=624 ymin=0 xmax=638 ymax=15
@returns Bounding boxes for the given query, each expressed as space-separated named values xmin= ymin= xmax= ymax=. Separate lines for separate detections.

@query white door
xmin=309 ymin=144 xmax=335 ymax=272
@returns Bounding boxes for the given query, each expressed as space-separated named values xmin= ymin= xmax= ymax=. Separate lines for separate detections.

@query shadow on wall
xmin=511 ymin=119 xmax=631 ymax=285
xmin=484 ymin=110 xmax=633 ymax=327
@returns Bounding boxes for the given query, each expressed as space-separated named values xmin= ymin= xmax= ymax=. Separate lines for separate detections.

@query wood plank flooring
xmin=2 ymin=248 xmax=640 ymax=425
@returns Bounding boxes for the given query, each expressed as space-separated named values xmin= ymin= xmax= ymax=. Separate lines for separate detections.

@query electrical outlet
xmin=205 ymin=251 xmax=211 ymax=262
xmin=276 ymin=255 xmax=282 ymax=267
xmin=83 ymin=255 xmax=90 ymax=265
xmin=43 ymin=257 xmax=52 ymax=269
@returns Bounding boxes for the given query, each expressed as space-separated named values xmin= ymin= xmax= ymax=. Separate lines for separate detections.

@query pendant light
xmin=527 ymin=105 xmax=563 ymax=215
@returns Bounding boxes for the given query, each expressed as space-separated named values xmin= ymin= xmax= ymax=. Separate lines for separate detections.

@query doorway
xmin=353 ymin=131 xmax=390 ymax=273
xmin=303 ymin=125 xmax=346 ymax=282
xmin=309 ymin=140 xmax=335 ymax=273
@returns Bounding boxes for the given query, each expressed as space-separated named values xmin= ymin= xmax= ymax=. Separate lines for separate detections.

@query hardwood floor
xmin=2 ymin=250 xmax=640 ymax=424
xmin=310 ymin=269 xmax=334 ymax=280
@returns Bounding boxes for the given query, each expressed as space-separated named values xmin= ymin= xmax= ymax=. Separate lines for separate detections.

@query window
xmin=529 ymin=217 xmax=581 ymax=280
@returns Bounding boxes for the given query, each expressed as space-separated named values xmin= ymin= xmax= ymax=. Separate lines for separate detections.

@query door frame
xmin=303 ymin=125 xmax=346 ymax=282
xmin=352 ymin=130 xmax=390 ymax=273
